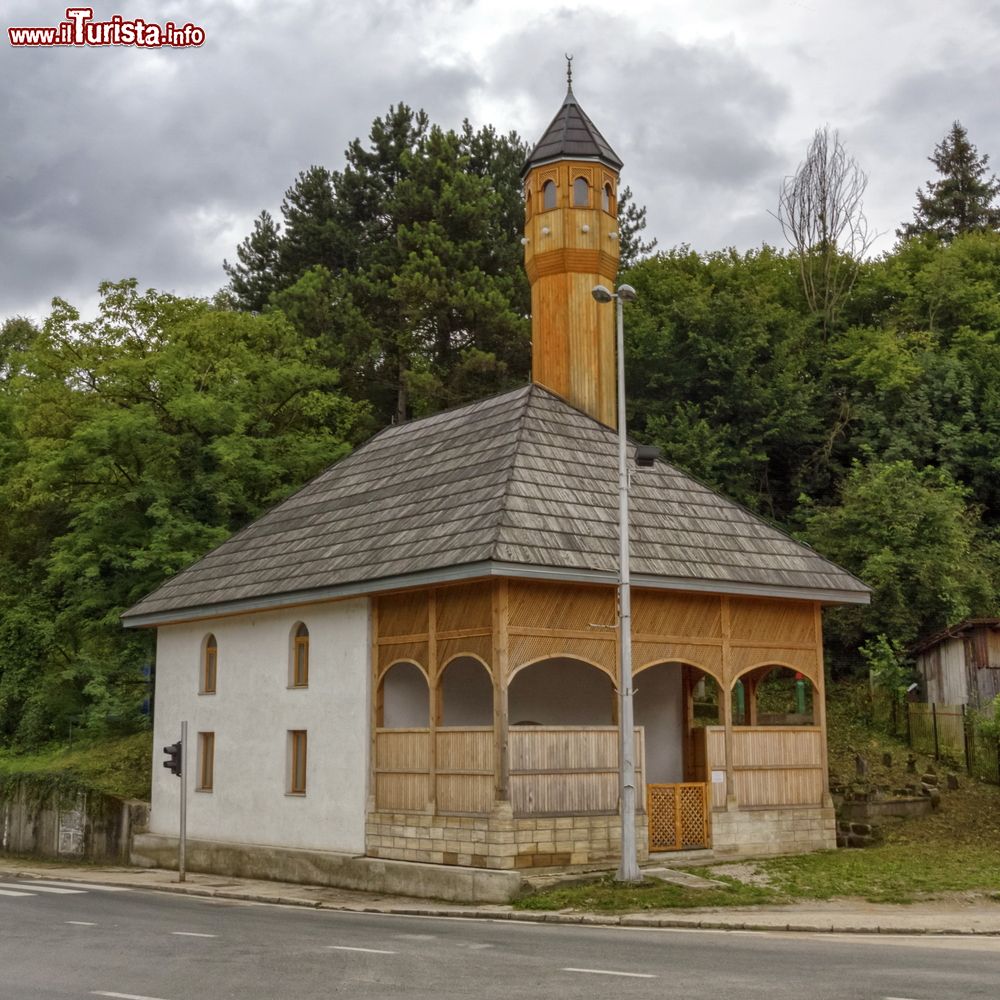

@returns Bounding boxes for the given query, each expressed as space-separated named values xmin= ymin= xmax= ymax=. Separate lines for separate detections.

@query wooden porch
xmin=366 ymin=578 xmax=834 ymax=869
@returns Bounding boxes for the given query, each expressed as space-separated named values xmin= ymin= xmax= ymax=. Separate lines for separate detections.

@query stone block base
xmin=710 ymin=805 xmax=836 ymax=857
xmin=365 ymin=810 xmax=649 ymax=870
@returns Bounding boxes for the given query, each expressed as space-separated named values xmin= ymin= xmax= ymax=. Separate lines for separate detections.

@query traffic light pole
xmin=179 ymin=720 xmax=188 ymax=883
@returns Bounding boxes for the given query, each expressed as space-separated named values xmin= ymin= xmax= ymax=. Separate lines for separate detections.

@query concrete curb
xmin=6 ymin=866 xmax=1000 ymax=937
xmin=119 ymin=879 xmax=1000 ymax=937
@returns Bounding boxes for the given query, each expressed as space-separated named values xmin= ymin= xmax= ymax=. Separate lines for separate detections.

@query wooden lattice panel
xmin=647 ymin=783 xmax=710 ymax=852
xmin=728 ymin=597 xmax=815 ymax=646
xmin=377 ymin=640 xmax=428 ymax=677
xmin=377 ymin=591 xmax=429 ymax=638
xmin=436 ymin=581 xmax=493 ymax=633
xmin=647 ymin=784 xmax=677 ymax=851
xmin=437 ymin=635 xmax=493 ymax=675
xmin=633 ymin=641 xmax=723 ymax=681
xmin=727 ymin=645 xmax=818 ymax=687
xmin=508 ymin=581 xmax=615 ymax=632
xmin=678 ymin=785 xmax=710 ymax=848
xmin=507 ymin=633 xmax=616 ymax=681
xmin=632 ymin=590 xmax=722 ymax=639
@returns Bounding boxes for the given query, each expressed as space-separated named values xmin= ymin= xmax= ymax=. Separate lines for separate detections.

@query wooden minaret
xmin=522 ymin=64 xmax=623 ymax=428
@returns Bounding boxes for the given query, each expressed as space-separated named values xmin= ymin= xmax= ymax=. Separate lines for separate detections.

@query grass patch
xmin=758 ymin=844 xmax=1000 ymax=903
xmin=514 ymin=874 xmax=779 ymax=912
xmin=0 ymin=731 xmax=152 ymax=801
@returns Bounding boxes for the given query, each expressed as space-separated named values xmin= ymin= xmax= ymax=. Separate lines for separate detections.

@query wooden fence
xmin=704 ymin=725 xmax=825 ymax=809
xmin=374 ymin=726 xmax=644 ymax=816
xmin=870 ymin=691 xmax=1000 ymax=785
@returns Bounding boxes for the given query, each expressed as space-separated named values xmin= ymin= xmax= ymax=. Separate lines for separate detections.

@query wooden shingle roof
xmin=123 ymin=384 xmax=870 ymax=626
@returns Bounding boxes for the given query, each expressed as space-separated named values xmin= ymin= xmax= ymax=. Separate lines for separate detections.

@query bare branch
xmin=776 ymin=127 xmax=877 ymax=332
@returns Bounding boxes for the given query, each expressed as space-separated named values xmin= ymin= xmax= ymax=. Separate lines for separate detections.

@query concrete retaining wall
xmin=0 ymin=779 xmax=148 ymax=863
xmin=131 ymin=832 xmax=523 ymax=903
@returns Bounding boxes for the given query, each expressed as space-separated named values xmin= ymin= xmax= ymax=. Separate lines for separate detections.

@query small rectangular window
xmin=197 ymin=732 xmax=215 ymax=792
xmin=289 ymin=730 xmax=307 ymax=795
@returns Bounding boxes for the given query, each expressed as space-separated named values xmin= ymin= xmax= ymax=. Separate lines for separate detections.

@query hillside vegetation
xmin=1 ymin=108 xmax=999 ymax=749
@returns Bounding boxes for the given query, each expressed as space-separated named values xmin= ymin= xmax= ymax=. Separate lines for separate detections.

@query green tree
xmin=898 ymin=121 xmax=1000 ymax=242
xmin=0 ymin=280 xmax=367 ymax=746
xmin=623 ymin=246 xmax=820 ymax=517
xmin=799 ymin=459 xmax=997 ymax=658
xmin=617 ymin=185 xmax=657 ymax=271
xmin=223 ymin=211 xmax=282 ymax=312
xmin=225 ymin=106 xmax=533 ymax=424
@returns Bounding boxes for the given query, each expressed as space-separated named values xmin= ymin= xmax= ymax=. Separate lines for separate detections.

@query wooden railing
xmin=510 ymin=726 xmax=644 ymax=816
xmin=374 ymin=726 xmax=644 ymax=816
xmin=704 ymin=725 xmax=825 ymax=809
xmin=374 ymin=728 xmax=493 ymax=814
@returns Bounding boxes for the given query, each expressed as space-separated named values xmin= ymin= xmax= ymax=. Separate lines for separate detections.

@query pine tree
xmin=898 ymin=121 xmax=1000 ymax=242
xmin=617 ymin=185 xmax=658 ymax=272
xmin=223 ymin=211 xmax=282 ymax=312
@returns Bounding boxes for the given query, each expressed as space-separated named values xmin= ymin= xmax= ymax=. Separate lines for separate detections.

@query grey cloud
xmin=0 ymin=0 xmax=483 ymax=319
xmin=488 ymin=11 xmax=789 ymax=251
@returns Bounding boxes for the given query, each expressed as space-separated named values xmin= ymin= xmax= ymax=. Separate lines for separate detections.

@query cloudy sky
xmin=3 ymin=0 xmax=1000 ymax=321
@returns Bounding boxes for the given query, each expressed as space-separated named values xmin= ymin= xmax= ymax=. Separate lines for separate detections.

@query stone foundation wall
xmin=365 ymin=810 xmax=649 ymax=870
xmin=711 ymin=805 xmax=836 ymax=857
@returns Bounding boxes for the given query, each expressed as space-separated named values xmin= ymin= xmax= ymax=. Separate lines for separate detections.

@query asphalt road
xmin=2 ymin=874 xmax=999 ymax=999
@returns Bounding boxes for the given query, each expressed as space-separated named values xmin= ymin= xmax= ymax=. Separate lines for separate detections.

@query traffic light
xmin=163 ymin=740 xmax=182 ymax=777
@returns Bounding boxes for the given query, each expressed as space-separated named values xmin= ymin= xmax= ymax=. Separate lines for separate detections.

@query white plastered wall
xmin=633 ymin=665 xmax=684 ymax=783
xmin=148 ymin=598 xmax=370 ymax=853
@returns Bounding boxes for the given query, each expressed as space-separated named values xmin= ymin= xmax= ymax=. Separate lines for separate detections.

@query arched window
xmin=202 ymin=634 xmax=217 ymax=694
xmin=542 ymin=180 xmax=556 ymax=210
xmin=291 ymin=623 xmax=309 ymax=688
xmin=573 ymin=176 xmax=590 ymax=207
xmin=524 ymin=183 xmax=532 ymax=219
xmin=602 ymin=183 xmax=613 ymax=212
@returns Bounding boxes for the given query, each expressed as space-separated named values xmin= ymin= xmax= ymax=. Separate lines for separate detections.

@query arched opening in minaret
xmin=542 ymin=180 xmax=556 ymax=210
xmin=602 ymin=182 xmax=614 ymax=213
xmin=573 ymin=176 xmax=590 ymax=207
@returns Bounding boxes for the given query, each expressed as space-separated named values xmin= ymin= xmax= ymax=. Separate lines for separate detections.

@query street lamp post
xmin=592 ymin=281 xmax=642 ymax=884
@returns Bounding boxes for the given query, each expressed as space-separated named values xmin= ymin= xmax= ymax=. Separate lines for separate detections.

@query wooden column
xmin=427 ymin=590 xmax=438 ymax=813
xmin=746 ymin=672 xmax=759 ymax=726
xmin=814 ymin=603 xmax=834 ymax=808
xmin=720 ymin=596 xmax=737 ymax=809
xmin=491 ymin=579 xmax=510 ymax=804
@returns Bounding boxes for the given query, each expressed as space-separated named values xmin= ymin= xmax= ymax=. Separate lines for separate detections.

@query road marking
xmin=327 ymin=945 xmax=397 ymax=955
xmin=91 ymin=993 xmax=172 ymax=1000
xmin=563 ymin=967 xmax=657 ymax=979
xmin=23 ymin=879 xmax=130 ymax=892
xmin=394 ymin=933 xmax=437 ymax=940
xmin=67 ymin=921 xmax=97 ymax=926
xmin=171 ymin=931 xmax=217 ymax=938
xmin=0 ymin=888 xmax=34 ymax=897
xmin=9 ymin=883 xmax=85 ymax=894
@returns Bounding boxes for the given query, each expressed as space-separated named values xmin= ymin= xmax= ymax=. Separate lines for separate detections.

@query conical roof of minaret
xmin=521 ymin=83 xmax=623 ymax=178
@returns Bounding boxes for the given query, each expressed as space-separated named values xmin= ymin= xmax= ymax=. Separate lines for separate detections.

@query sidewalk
xmin=2 ymin=857 xmax=999 ymax=936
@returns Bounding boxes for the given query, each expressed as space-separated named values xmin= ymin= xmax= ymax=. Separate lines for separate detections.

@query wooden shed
xmin=912 ymin=619 xmax=1000 ymax=707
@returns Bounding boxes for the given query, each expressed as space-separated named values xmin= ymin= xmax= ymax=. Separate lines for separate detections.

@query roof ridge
xmin=487 ymin=385 xmax=536 ymax=555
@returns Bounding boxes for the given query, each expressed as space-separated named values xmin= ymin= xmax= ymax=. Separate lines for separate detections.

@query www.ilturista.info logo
xmin=8 ymin=7 xmax=205 ymax=47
